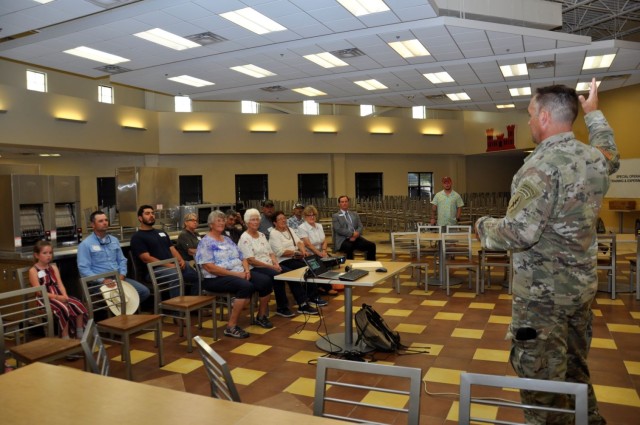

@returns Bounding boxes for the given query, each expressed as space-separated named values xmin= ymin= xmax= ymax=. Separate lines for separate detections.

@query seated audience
xmin=223 ymin=209 xmax=245 ymax=244
xmin=332 ymin=195 xmax=377 ymax=260
xmin=287 ymin=202 xmax=305 ymax=234
xmin=259 ymin=200 xmax=275 ymax=238
xmin=176 ymin=213 xmax=201 ymax=262
xmin=196 ymin=210 xmax=273 ymax=338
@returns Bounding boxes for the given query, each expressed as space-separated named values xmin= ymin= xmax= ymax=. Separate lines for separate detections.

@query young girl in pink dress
xmin=29 ymin=241 xmax=88 ymax=339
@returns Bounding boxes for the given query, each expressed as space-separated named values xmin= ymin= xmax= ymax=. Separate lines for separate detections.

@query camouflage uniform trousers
xmin=509 ymin=296 xmax=605 ymax=425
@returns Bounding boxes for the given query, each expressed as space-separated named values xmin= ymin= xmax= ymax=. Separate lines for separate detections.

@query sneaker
xmin=309 ymin=297 xmax=328 ymax=307
xmin=224 ymin=325 xmax=250 ymax=339
xmin=298 ymin=303 xmax=319 ymax=315
xmin=276 ymin=307 xmax=295 ymax=318
xmin=255 ymin=315 xmax=274 ymax=329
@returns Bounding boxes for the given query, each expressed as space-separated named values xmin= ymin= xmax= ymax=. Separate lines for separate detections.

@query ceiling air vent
xmin=603 ymin=74 xmax=629 ymax=81
xmin=185 ymin=32 xmax=227 ymax=45
xmin=0 ymin=30 xmax=39 ymax=44
xmin=94 ymin=65 xmax=131 ymax=74
xmin=260 ymin=85 xmax=288 ymax=92
xmin=527 ymin=61 xmax=555 ymax=70
xmin=330 ymin=48 xmax=366 ymax=59
xmin=425 ymin=94 xmax=448 ymax=101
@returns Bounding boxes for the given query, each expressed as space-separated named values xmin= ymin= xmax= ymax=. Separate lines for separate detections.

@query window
xmin=355 ymin=172 xmax=383 ymax=199
xmin=175 ymin=95 xmax=192 ymax=112
xmin=179 ymin=175 xmax=203 ymax=205
xmin=408 ymin=172 xmax=433 ymax=200
xmin=26 ymin=70 xmax=47 ymax=92
xmin=360 ymin=104 xmax=374 ymax=116
xmin=96 ymin=177 xmax=116 ymax=208
xmin=98 ymin=85 xmax=114 ymax=104
xmin=412 ymin=106 xmax=426 ymax=119
xmin=241 ymin=100 xmax=259 ymax=114
xmin=303 ymin=100 xmax=319 ymax=115
xmin=298 ymin=173 xmax=328 ymax=199
xmin=235 ymin=174 xmax=268 ymax=203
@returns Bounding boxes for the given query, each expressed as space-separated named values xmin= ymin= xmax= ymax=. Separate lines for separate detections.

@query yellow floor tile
xmin=473 ymin=348 xmax=510 ymax=363
xmin=434 ymin=312 xmax=463 ymax=321
xmin=452 ymin=328 xmax=484 ymax=339
xmin=424 ymin=367 xmax=463 ymax=385
xmin=231 ymin=367 xmax=266 ymax=385
xmin=469 ymin=302 xmax=495 ymax=310
xmin=596 ymin=298 xmax=625 ymax=306
xmin=336 ymin=306 xmax=345 ymax=313
xmin=375 ymin=297 xmax=402 ymax=304
xmin=410 ymin=289 xmax=434 ymax=296
xmin=624 ymin=361 xmax=640 ymax=376
xmin=631 ymin=311 xmax=640 ymax=320
xmin=136 ymin=331 xmax=173 ymax=341
xmin=179 ymin=335 xmax=215 ymax=346
xmin=244 ymin=325 xmax=275 ymax=335
xmin=409 ymin=342 xmax=443 ymax=356
xmin=453 ymin=292 xmax=476 ymax=298
xmin=362 ymin=390 xmax=409 ymax=409
xmin=289 ymin=330 xmax=322 ymax=341
xmin=369 ymin=287 xmax=393 ymax=293
xmin=593 ymin=384 xmax=640 ymax=407
xmin=231 ymin=342 xmax=271 ymax=356
xmin=334 ymin=294 xmax=359 ymax=302
xmin=592 ymin=309 xmax=603 ymax=317
xmin=283 ymin=377 xmax=317 ymax=397
xmin=607 ymin=323 xmax=640 ymax=334
xmin=291 ymin=315 xmax=321 ymax=323
xmin=287 ymin=350 xmax=324 ymax=364
xmin=488 ymin=315 xmax=511 ymax=324
xmin=161 ymin=358 xmax=202 ymax=374
xmin=498 ymin=294 xmax=513 ymax=300
xmin=384 ymin=308 xmax=413 ymax=317
xmin=394 ymin=323 xmax=426 ymax=334
xmin=112 ymin=349 xmax=155 ymax=364
xmin=446 ymin=400 xmax=498 ymax=423
xmin=590 ymin=338 xmax=617 ymax=349
xmin=201 ymin=319 xmax=227 ymax=329
xmin=421 ymin=300 xmax=447 ymax=307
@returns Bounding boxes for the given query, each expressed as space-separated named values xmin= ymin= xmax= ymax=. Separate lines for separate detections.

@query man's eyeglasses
xmin=98 ymin=235 xmax=113 ymax=246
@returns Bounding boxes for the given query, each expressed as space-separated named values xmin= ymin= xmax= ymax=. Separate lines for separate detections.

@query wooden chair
xmin=79 ymin=270 xmax=164 ymax=380
xmin=193 ymin=335 xmax=241 ymax=401
xmin=147 ymin=259 xmax=215 ymax=352
xmin=313 ymin=357 xmax=422 ymax=425
xmin=0 ymin=285 xmax=83 ymax=373
xmin=458 ymin=372 xmax=588 ymax=424
xmin=80 ymin=318 xmax=110 ymax=376
xmin=442 ymin=232 xmax=480 ymax=296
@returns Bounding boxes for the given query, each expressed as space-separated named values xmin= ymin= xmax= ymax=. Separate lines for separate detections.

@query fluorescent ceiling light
xmin=231 ymin=64 xmax=276 ymax=78
xmin=496 ymin=104 xmax=515 ymax=109
xmin=168 ymin=75 xmax=214 ymax=87
xmin=220 ymin=7 xmax=286 ymax=35
xmin=337 ymin=0 xmax=390 ymax=16
xmin=509 ymin=87 xmax=531 ymax=96
xmin=446 ymin=92 xmax=470 ymax=101
xmin=34 ymin=0 xmax=55 ymax=4
xmin=423 ymin=72 xmax=454 ymax=84
xmin=63 ymin=46 xmax=129 ymax=65
xmin=354 ymin=79 xmax=387 ymax=90
xmin=292 ymin=87 xmax=327 ymax=97
xmin=39 ymin=153 xmax=61 ymax=157
xmin=500 ymin=63 xmax=528 ymax=77
xmin=582 ymin=54 xmax=616 ymax=70
xmin=303 ymin=52 xmax=348 ymax=68
xmin=576 ymin=80 xmax=601 ymax=92
xmin=388 ymin=39 xmax=430 ymax=58
xmin=134 ymin=28 xmax=201 ymax=51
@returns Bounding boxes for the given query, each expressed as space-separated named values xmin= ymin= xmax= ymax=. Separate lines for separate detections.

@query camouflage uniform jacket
xmin=476 ymin=110 xmax=620 ymax=306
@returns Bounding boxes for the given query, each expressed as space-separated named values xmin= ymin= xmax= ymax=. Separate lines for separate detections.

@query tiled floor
xmin=45 ymin=234 xmax=640 ymax=424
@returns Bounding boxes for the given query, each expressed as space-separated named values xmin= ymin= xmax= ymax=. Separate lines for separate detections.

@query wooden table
xmin=0 ymin=363 xmax=349 ymax=425
xmin=274 ymin=260 xmax=411 ymax=353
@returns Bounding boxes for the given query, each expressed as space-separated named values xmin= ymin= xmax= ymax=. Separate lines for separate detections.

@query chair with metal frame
xmin=596 ymin=234 xmax=617 ymax=299
xmin=193 ymin=335 xmax=241 ymax=402
xmin=417 ymin=225 xmax=442 ymax=287
xmin=0 ymin=285 xmax=84 ymax=373
xmin=442 ymin=232 xmax=480 ymax=296
xmin=390 ymin=231 xmax=427 ymax=292
xmin=479 ymin=249 xmax=512 ymax=294
xmin=147 ymin=258 xmax=215 ymax=352
xmin=630 ymin=235 xmax=639 ymax=301
xmin=313 ymin=357 xmax=422 ymax=425
xmin=79 ymin=270 xmax=164 ymax=380
xmin=458 ymin=372 xmax=588 ymax=425
xmin=80 ymin=318 xmax=110 ymax=376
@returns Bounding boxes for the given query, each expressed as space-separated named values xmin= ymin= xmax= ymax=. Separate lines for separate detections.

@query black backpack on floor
xmin=355 ymin=304 xmax=402 ymax=352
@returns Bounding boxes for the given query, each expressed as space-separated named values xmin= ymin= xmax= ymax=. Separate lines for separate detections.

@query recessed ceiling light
xmin=576 ymin=80 xmax=601 ymax=92
xmin=446 ymin=92 xmax=470 ymax=101
xmin=388 ymin=39 xmax=430 ymax=58
xmin=63 ymin=46 xmax=129 ymax=65
xmin=500 ymin=63 xmax=528 ymax=77
xmin=34 ymin=0 xmax=55 ymax=4
xmin=292 ymin=87 xmax=327 ymax=97
xmin=354 ymin=79 xmax=387 ymax=90
xmin=496 ymin=104 xmax=515 ymax=109
xmin=337 ymin=0 xmax=390 ymax=17
xmin=134 ymin=28 xmax=201 ymax=51
xmin=220 ymin=7 xmax=286 ymax=35
xmin=423 ymin=72 xmax=455 ymax=84
xmin=230 ymin=64 xmax=276 ymax=78
xmin=167 ymin=75 xmax=214 ymax=87
xmin=509 ymin=87 xmax=531 ymax=96
xmin=582 ymin=54 xmax=616 ymax=70
xmin=303 ymin=52 xmax=348 ymax=68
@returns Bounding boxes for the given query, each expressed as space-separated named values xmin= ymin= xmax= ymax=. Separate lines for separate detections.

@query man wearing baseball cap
xmin=430 ymin=176 xmax=464 ymax=228
xmin=259 ymin=200 xmax=275 ymax=238
xmin=287 ymin=202 xmax=305 ymax=234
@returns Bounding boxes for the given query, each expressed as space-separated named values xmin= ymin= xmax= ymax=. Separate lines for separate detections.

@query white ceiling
xmin=0 ymin=0 xmax=639 ymax=112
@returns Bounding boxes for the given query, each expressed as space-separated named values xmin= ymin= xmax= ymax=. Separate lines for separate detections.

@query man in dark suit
xmin=331 ymin=196 xmax=376 ymax=260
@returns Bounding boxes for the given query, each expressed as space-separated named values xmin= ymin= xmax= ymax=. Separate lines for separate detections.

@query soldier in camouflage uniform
xmin=475 ymin=78 xmax=619 ymax=425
